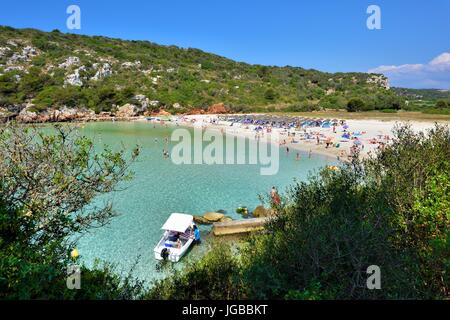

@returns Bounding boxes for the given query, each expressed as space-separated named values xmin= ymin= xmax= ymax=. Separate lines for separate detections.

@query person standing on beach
xmin=296 ymin=152 xmax=300 ymax=161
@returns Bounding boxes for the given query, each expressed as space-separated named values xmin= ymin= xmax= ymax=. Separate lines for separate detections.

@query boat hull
xmin=154 ymin=238 xmax=193 ymax=263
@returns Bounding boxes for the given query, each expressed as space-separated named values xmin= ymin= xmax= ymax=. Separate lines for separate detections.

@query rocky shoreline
xmin=0 ymin=102 xmax=230 ymax=124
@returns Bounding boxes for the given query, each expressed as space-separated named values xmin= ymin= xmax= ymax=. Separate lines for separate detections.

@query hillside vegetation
xmin=393 ymin=88 xmax=450 ymax=115
xmin=0 ymin=26 xmax=401 ymax=117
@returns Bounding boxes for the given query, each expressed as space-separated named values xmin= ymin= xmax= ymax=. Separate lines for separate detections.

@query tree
xmin=0 ymin=74 xmax=18 ymax=96
xmin=0 ymin=124 xmax=139 ymax=256
xmin=19 ymin=67 xmax=52 ymax=98
xmin=436 ymin=100 xmax=448 ymax=109
xmin=264 ymin=88 xmax=276 ymax=101
xmin=257 ymin=65 xmax=269 ymax=79
xmin=0 ymin=124 xmax=143 ymax=299
xmin=346 ymin=98 xmax=365 ymax=112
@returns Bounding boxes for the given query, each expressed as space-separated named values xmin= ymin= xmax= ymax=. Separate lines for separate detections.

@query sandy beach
xmin=140 ymin=114 xmax=449 ymax=161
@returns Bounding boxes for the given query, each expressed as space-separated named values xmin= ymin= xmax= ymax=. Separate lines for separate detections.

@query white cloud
xmin=430 ymin=52 xmax=450 ymax=66
xmin=368 ymin=53 xmax=450 ymax=89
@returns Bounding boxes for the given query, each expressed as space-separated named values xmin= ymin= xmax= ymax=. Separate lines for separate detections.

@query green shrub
xmin=147 ymin=243 xmax=247 ymax=300
xmin=436 ymin=100 xmax=448 ymax=109
xmin=148 ymin=124 xmax=450 ymax=300
xmin=346 ymin=98 xmax=365 ymax=112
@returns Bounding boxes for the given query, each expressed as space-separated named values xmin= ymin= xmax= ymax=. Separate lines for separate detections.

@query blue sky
xmin=1 ymin=0 xmax=449 ymax=88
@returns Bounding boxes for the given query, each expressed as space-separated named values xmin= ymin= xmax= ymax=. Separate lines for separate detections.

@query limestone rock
xmin=75 ymin=108 xmax=95 ymax=120
xmin=55 ymin=107 xmax=79 ymax=121
xmin=8 ymin=45 xmax=38 ymax=64
xmin=0 ymin=107 xmax=8 ymax=117
xmin=0 ymin=46 xmax=10 ymax=57
xmin=193 ymin=215 xmax=212 ymax=225
xmin=16 ymin=104 xmax=38 ymax=123
xmin=59 ymin=56 xmax=80 ymax=69
xmin=219 ymin=216 xmax=233 ymax=223
xmin=366 ymin=75 xmax=390 ymax=90
xmin=133 ymin=94 xmax=150 ymax=113
xmin=116 ymin=103 xmax=138 ymax=117
xmin=187 ymin=108 xmax=205 ymax=115
xmin=207 ymin=103 xmax=228 ymax=114
xmin=65 ymin=68 xmax=83 ymax=86
xmin=4 ymin=65 xmax=25 ymax=72
xmin=121 ymin=60 xmax=141 ymax=69
xmin=173 ymin=102 xmax=182 ymax=109
xmin=203 ymin=212 xmax=225 ymax=222
xmin=252 ymin=206 xmax=269 ymax=218
xmin=155 ymin=109 xmax=171 ymax=116
xmin=92 ymin=63 xmax=112 ymax=81
xmin=150 ymin=100 xmax=160 ymax=107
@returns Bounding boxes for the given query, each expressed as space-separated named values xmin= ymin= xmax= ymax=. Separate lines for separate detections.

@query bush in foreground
xmin=148 ymin=124 xmax=449 ymax=300
xmin=0 ymin=124 xmax=143 ymax=299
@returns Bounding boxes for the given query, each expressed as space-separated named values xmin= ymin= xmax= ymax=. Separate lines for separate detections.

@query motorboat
xmin=154 ymin=213 xmax=195 ymax=262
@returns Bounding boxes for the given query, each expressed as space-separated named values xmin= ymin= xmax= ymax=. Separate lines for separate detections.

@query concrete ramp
xmin=213 ymin=217 xmax=269 ymax=236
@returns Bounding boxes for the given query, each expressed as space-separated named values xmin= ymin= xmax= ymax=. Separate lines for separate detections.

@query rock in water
xmin=236 ymin=206 xmax=249 ymax=217
xmin=252 ymin=206 xmax=268 ymax=218
xmin=203 ymin=212 xmax=225 ymax=222
xmin=219 ymin=216 xmax=233 ymax=223
xmin=193 ymin=215 xmax=212 ymax=225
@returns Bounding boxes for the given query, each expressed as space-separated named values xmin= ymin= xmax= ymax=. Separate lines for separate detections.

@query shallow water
xmin=75 ymin=121 xmax=334 ymax=283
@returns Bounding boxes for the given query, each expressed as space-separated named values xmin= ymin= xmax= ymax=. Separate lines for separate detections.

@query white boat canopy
xmin=161 ymin=213 xmax=193 ymax=233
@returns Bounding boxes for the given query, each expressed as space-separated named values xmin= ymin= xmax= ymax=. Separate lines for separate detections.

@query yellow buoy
xmin=70 ymin=248 xmax=79 ymax=259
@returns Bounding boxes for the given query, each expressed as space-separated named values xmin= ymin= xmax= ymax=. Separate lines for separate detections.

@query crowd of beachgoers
xmin=142 ymin=113 xmax=442 ymax=162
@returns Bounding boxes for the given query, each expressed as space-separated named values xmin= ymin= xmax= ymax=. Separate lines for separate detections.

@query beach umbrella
xmin=353 ymin=139 xmax=362 ymax=146
xmin=343 ymin=124 xmax=349 ymax=129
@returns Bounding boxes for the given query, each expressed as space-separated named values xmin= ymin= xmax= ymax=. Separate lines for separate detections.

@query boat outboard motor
xmin=161 ymin=248 xmax=170 ymax=260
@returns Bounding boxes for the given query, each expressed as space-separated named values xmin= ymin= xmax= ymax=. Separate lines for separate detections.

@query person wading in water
xmin=271 ymin=186 xmax=281 ymax=206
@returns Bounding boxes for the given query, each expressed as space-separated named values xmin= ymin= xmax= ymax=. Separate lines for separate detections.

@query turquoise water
xmin=75 ymin=121 xmax=334 ymax=283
